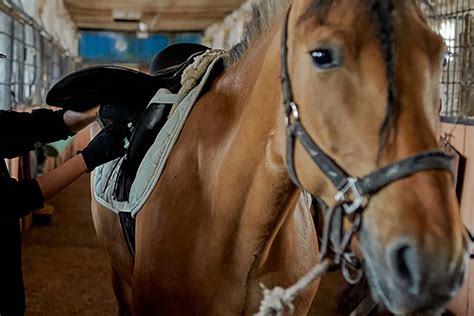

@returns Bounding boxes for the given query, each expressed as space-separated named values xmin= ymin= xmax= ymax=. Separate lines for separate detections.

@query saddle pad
xmin=93 ymin=55 xmax=223 ymax=217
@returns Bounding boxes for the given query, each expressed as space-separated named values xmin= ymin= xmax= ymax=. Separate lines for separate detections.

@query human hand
xmin=99 ymin=103 xmax=139 ymax=125
xmin=80 ymin=124 xmax=129 ymax=171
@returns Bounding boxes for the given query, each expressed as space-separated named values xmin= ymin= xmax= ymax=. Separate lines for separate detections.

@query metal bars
xmin=428 ymin=0 xmax=473 ymax=120
xmin=0 ymin=2 xmax=77 ymax=110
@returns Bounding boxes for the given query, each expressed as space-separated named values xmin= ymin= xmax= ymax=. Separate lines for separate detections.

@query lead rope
xmin=255 ymin=202 xmax=363 ymax=316
xmin=255 ymin=259 xmax=333 ymax=316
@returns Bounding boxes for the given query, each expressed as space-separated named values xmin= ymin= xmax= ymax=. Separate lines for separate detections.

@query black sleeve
xmin=0 ymin=177 xmax=44 ymax=218
xmin=0 ymin=109 xmax=75 ymax=158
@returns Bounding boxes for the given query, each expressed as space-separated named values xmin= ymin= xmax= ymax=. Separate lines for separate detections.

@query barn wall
xmin=0 ymin=0 xmax=80 ymax=110
xmin=16 ymin=0 xmax=79 ymax=54
xmin=442 ymin=123 xmax=474 ymax=315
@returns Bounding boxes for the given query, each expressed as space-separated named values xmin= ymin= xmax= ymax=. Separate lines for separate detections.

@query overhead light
xmin=137 ymin=22 xmax=149 ymax=39
xmin=138 ymin=22 xmax=148 ymax=32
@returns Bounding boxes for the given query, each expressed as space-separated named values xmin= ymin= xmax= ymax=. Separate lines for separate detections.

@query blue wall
xmin=79 ymin=31 xmax=201 ymax=64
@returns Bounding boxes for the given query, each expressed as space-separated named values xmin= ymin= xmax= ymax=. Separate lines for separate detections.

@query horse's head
xmin=283 ymin=0 xmax=470 ymax=313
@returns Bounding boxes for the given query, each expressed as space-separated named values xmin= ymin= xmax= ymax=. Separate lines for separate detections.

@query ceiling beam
xmin=64 ymin=0 xmax=245 ymax=32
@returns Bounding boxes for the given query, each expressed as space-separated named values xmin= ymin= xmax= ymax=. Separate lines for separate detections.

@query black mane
xmin=370 ymin=0 xmax=397 ymax=161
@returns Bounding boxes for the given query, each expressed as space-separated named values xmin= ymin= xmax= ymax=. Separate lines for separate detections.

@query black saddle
xmin=46 ymin=43 xmax=210 ymax=123
xmin=47 ymin=43 xmax=211 ymax=257
xmin=111 ymin=43 xmax=211 ymax=204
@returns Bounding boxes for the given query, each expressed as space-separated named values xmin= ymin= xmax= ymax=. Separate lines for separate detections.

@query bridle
xmin=280 ymin=7 xmax=456 ymax=283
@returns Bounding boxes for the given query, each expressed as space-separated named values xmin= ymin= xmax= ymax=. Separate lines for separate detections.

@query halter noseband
xmin=280 ymin=7 xmax=455 ymax=282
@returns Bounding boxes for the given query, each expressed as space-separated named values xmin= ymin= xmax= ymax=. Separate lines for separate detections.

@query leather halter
xmin=280 ymin=7 xmax=455 ymax=281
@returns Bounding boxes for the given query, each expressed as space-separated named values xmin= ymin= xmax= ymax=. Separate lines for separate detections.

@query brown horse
xmin=91 ymin=0 xmax=470 ymax=314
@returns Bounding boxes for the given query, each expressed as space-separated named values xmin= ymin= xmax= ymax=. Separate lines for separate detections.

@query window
xmin=0 ymin=11 xmax=12 ymax=110
xmin=430 ymin=1 xmax=474 ymax=119
xmin=0 ymin=7 xmax=77 ymax=111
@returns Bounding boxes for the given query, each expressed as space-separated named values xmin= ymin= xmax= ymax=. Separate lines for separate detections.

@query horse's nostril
xmin=389 ymin=241 xmax=422 ymax=294
xmin=395 ymin=245 xmax=412 ymax=282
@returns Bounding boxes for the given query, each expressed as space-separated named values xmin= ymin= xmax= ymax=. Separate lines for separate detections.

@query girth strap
xmin=118 ymin=212 xmax=136 ymax=257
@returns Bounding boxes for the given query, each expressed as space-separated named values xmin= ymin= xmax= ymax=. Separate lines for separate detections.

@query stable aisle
xmin=22 ymin=174 xmax=117 ymax=315
xmin=20 ymin=173 xmax=364 ymax=315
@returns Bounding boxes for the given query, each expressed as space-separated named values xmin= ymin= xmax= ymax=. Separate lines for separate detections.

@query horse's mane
xmin=225 ymin=0 xmax=292 ymax=68
xmin=371 ymin=0 xmax=433 ymax=160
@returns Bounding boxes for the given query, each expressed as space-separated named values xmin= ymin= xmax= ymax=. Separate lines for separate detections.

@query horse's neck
xmin=139 ymin=24 xmax=314 ymax=299
xmin=197 ymin=27 xmax=301 ymax=262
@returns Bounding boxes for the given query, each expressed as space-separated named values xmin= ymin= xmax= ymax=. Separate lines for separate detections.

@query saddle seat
xmin=46 ymin=43 xmax=210 ymax=123
xmin=46 ymin=43 xmax=210 ymax=200
xmin=46 ymin=41 xmax=211 ymax=207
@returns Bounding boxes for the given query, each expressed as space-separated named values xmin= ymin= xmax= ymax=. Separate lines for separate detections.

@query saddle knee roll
xmin=114 ymin=103 xmax=172 ymax=202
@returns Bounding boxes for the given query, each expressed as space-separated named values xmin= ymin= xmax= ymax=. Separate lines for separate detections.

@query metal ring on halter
xmin=341 ymin=253 xmax=364 ymax=285
xmin=284 ymin=101 xmax=300 ymax=126
xmin=335 ymin=177 xmax=366 ymax=215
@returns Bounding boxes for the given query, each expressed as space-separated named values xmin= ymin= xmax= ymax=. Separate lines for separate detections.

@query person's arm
xmin=0 ymin=155 xmax=88 ymax=218
xmin=0 ymin=107 xmax=98 ymax=159
xmin=0 ymin=109 xmax=71 ymax=158
xmin=36 ymin=154 xmax=88 ymax=201
xmin=0 ymin=123 xmax=127 ymax=218
xmin=0 ymin=176 xmax=45 ymax=217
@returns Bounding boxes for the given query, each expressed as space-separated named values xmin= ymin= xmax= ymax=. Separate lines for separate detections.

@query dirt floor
xmin=20 ymin=174 xmax=359 ymax=315
xmin=22 ymin=174 xmax=117 ymax=316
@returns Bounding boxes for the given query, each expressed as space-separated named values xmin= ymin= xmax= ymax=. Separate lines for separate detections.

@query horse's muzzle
xmin=362 ymin=233 xmax=470 ymax=315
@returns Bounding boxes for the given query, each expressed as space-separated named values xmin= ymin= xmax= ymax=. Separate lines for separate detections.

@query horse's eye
xmin=310 ymin=48 xmax=341 ymax=70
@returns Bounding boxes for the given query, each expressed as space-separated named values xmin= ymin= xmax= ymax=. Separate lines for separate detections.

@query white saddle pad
xmin=93 ymin=55 xmax=223 ymax=217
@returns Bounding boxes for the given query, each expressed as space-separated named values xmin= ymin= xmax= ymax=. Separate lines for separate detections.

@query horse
xmin=90 ymin=0 xmax=471 ymax=314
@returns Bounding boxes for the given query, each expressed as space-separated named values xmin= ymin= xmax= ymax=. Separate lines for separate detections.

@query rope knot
xmin=254 ymin=259 xmax=332 ymax=316
xmin=255 ymin=285 xmax=295 ymax=316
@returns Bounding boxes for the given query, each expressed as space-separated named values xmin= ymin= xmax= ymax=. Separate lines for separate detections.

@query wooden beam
xmin=64 ymin=0 xmax=246 ymax=32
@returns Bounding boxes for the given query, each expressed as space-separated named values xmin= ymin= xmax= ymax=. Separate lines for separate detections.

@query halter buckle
xmin=335 ymin=177 xmax=365 ymax=215
xmin=284 ymin=101 xmax=299 ymax=126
